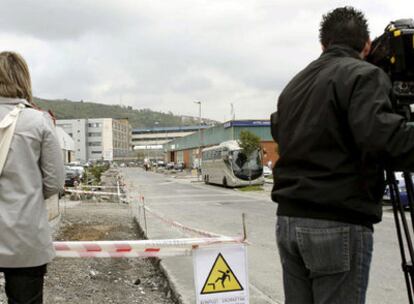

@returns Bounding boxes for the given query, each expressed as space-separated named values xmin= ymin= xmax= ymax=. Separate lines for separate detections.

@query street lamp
xmin=154 ymin=121 xmax=159 ymax=161
xmin=194 ymin=101 xmax=202 ymax=180
xmin=230 ymin=103 xmax=235 ymax=140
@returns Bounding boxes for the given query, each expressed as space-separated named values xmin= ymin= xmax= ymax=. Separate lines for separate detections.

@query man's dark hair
xmin=319 ymin=6 xmax=369 ymax=52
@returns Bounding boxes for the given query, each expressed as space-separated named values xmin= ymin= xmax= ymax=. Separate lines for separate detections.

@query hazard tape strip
xmin=64 ymin=189 xmax=120 ymax=196
xmin=141 ymin=205 xmax=222 ymax=238
xmin=56 ymin=250 xmax=192 ymax=258
xmin=72 ymin=185 xmax=120 ymax=189
xmin=54 ymin=236 xmax=243 ymax=258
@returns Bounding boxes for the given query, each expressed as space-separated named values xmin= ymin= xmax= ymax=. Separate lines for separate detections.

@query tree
xmin=239 ymin=130 xmax=261 ymax=158
xmin=238 ymin=130 xmax=261 ymax=185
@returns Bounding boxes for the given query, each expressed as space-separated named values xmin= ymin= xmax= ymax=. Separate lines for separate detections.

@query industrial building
xmin=165 ymin=120 xmax=278 ymax=169
xmin=56 ymin=118 xmax=131 ymax=162
xmin=132 ymin=125 xmax=209 ymax=160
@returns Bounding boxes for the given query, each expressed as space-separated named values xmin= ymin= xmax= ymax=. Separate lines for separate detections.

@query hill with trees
xmin=33 ymin=97 xmax=216 ymax=129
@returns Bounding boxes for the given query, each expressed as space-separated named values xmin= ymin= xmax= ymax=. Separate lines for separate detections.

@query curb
xmin=133 ymin=216 xmax=187 ymax=304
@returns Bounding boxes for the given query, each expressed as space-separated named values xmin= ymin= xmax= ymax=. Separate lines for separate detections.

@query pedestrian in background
xmin=0 ymin=51 xmax=64 ymax=303
xmin=271 ymin=7 xmax=414 ymax=304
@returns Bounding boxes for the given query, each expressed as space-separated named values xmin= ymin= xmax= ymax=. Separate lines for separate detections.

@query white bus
xmin=201 ymin=140 xmax=264 ymax=187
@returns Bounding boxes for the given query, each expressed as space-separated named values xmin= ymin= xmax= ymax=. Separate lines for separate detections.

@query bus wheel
xmin=223 ymin=177 xmax=228 ymax=188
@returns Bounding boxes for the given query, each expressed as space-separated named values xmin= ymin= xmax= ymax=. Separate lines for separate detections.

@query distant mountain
xmin=33 ymin=97 xmax=217 ymax=129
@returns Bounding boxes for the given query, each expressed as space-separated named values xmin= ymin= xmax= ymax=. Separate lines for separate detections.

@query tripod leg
xmin=387 ymin=170 xmax=414 ymax=304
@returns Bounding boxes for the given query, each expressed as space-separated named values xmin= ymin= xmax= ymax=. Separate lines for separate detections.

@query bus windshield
xmin=230 ymin=149 xmax=263 ymax=180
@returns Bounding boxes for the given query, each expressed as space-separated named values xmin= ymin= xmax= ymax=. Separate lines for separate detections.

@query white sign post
xmin=193 ymin=244 xmax=249 ymax=304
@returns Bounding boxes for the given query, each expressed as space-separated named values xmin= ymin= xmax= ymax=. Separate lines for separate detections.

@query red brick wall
xmin=261 ymin=141 xmax=279 ymax=167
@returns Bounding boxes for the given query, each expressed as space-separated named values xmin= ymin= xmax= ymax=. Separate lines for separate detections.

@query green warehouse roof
xmin=165 ymin=120 xmax=273 ymax=151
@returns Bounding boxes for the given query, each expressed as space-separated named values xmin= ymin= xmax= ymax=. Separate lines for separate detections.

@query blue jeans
xmin=276 ymin=216 xmax=373 ymax=304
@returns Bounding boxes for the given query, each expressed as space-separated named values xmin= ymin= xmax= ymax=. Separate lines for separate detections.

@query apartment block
xmin=57 ymin=118 xmax=131 ymax=162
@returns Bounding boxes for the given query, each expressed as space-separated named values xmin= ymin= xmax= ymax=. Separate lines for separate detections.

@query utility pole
xmin=231 ymin=103 xmax=235 ymax=140
xmin=194 ymin=101 xmax=202 ymax=180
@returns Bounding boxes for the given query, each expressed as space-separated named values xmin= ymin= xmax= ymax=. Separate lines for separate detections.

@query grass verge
xmin=238 ymin=185 xmax=264 ymax=192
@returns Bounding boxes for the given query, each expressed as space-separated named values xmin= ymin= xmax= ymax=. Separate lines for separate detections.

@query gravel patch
xmin=0 ymin=201 xmax=176 ymax=304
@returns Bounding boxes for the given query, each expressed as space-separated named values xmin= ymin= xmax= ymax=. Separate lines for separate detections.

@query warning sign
xmin=193 ymin=244 xmax=249 ymax=304
xmin=201 ymin=253 xmax=243 ymax=294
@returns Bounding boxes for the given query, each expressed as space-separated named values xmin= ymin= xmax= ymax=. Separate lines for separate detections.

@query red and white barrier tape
xmin=141 ymin=205 xmax=223 ymax=238
xmin=64 ymin=189 xmax=120 ymax=196
xmin=54 ymin=236 xmax=243 ymax=258
xmin=75 ymin=185 xmax=120 ymax=189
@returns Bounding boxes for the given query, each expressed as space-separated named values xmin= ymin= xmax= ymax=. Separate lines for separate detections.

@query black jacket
xmin=271 ymin=45 xmax=414 ymax=227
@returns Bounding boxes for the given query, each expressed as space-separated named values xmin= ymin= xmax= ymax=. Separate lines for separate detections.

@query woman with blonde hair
xmin=0 ymin=51 xmax=64 ymax=303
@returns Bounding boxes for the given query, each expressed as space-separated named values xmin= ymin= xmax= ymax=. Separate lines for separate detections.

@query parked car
xmin=69 ymin=166 xmax=84 ymax=179
xmin=174 ymin=162 xmax=185 ymax=171
xmin=64 ymin=167 xmax=79 ymax=187
xmin=166 ymin=162 xmax=175 ymax=170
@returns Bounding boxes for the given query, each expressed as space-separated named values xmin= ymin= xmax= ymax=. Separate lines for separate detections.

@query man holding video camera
xmin=271 ymin=6 xmax=414 ymax=304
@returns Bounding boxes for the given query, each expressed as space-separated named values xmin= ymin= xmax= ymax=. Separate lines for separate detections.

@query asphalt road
xmin=122 ymin=168 xmax=407 ymax=304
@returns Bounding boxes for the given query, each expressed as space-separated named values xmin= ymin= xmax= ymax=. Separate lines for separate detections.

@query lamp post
xmin=231 ymin=103 xmax=235 ymax=140
xmin=154 ymin=121 xmax=159 ymax=162
xmin=194 ymin=101 xmax=202 ymax=180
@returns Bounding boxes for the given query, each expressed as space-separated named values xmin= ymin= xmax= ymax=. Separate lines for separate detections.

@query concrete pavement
xmin=122 ymin=168 xmax=407 ymax=304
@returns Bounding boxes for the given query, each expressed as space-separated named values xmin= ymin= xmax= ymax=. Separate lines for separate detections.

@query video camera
xmin=368 ymin=19 xmax=414 ymax=304
xmin=368 ymin=19 xmax=414 ymax=118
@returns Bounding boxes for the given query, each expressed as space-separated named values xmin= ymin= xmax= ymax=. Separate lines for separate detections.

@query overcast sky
xmin=1 ymin=0 xmax=413 ymax=121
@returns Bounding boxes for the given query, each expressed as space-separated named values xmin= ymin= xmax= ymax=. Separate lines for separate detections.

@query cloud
xmin=0 ymin=0 xmax=412 ymax=121
xmin=0 ymin=0 xmax=144 ymax=40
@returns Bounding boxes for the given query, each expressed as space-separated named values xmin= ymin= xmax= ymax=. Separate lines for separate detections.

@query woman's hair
xmin=0 ymin=51 xmax=32 ymax=102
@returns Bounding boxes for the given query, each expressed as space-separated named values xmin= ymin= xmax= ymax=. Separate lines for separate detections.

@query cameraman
xmin=271 ymin=7 xmax=414 ymax=304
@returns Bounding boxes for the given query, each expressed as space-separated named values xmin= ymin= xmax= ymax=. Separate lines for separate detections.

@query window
xmin=88 ymin=142 xmax=101 ymax=147
xmin=88 ymin=132 xmax=102 ymax=137
xmin=91 ymin=151 xmax=101 ymax=154
xmin=88 ymin=123 xmax=102 ymax=128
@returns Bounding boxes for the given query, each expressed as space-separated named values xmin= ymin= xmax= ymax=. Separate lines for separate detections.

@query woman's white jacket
xmin=0 ymin=97 xmax=64 ymax=267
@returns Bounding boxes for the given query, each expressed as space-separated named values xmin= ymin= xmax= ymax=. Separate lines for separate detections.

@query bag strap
xmin=0 ymin=103 xmax=25 ymax=176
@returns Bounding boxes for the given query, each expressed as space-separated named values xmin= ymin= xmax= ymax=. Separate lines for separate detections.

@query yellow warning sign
xmin=201 ymin=253 xmax=244 ymax=294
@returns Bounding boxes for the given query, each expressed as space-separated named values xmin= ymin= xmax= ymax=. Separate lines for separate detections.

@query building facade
xmin=57 ymin=118 xmax=131 ymax=162
xmin=132 ymin=125 xmax=209 ymax=160
xmin=55 ymin=126 xmax=75 ymax=163
xmin=165 ymin=120 xmax=278 ymax=169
